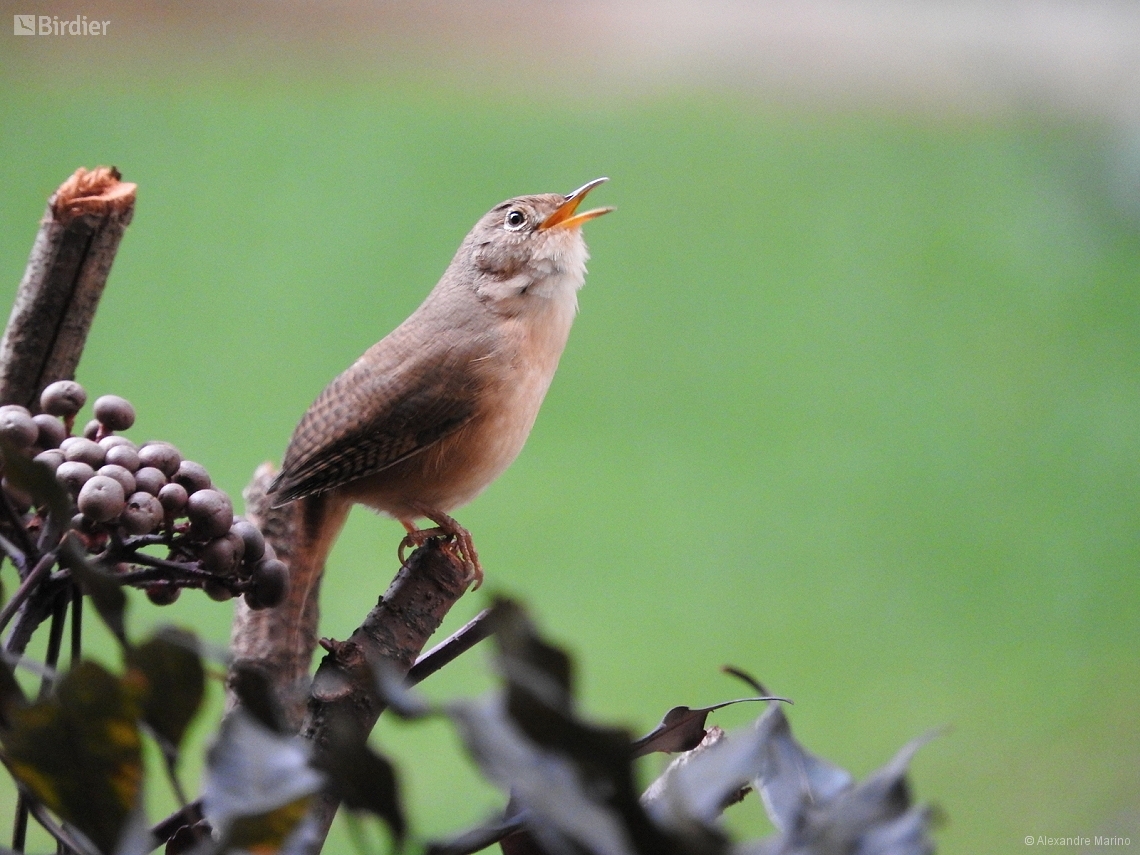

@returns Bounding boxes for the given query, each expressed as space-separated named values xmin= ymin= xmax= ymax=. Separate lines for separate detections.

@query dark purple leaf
xmin=59 ymin=532 xmax=127 ymax=646
xmin=311 ymin=709 xmax=406 ymax=844
xmin=201 ymin=709 xmax=324 ymax=851
xmin=423 ymin=811 xmax=526 ymax=855
xmin=125 ymin=627 xmax=205 ymax=751
xmin=632 ymin=697 xmax=781 ymax=757
xmin=1 ymin=661 xmax=142 ymax=855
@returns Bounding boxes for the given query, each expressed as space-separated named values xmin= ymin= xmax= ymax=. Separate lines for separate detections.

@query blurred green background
xmin=2 ymin=3 xmax=1139 ymax=852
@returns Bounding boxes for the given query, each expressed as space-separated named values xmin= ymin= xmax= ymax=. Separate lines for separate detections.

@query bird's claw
xmin=397 ymin=526 xmax=483 ymax=590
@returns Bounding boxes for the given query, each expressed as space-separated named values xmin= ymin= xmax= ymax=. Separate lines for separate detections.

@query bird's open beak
xmin=539 ymin=177 xmax=615 ymax=231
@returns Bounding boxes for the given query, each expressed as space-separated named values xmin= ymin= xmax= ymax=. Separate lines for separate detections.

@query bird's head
xmin=464 ymin=178 xmax=613 ymax=313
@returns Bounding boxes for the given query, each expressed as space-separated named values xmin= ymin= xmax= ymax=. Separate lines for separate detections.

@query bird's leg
xmin=398 ymin=521 xmax=446 ymax=564
xmin=399 ymin=510 xmax=483 ymax=589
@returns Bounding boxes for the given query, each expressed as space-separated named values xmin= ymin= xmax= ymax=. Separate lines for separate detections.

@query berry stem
xmin=0 ymin=550 xmax=58 ymax=636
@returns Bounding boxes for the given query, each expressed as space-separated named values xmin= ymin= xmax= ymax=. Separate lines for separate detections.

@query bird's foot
xmin=399 ymin=512 xmax=483 ymax=590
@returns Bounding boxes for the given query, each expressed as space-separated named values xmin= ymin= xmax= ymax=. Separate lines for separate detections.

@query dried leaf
xmin=124 ymin=628 xmax=205 ymax=751
xmin=642 ymin=720 xmax=770 ymax=829
xmin=0 ymin=661 xmax=142 ymax=855
xmin=229 ymin=662 xmax=287 ymax=733
xmin=201 ymin=709 xmax=324 ymax=852
xmin=424 ymin=812 xmax=526 ymax=855
xmin=632 ymin=698 xmax=776 ymax=757
xmin=447 ymin=694 xmax=639 ymax=855
xmin=311 ymin=710 xmax=406 ymax=843
xmin=226 ymin=797 xmax=311 ymax=854
xmin=739 ymin=721 xmax=939 ymax=855
xmin=446 ymin=600 xmax=701 ymax=855
xmin=751 ymin=703 xmax=853 ymax=833
xmin=491 ymin=599 xmax=577 ymax=748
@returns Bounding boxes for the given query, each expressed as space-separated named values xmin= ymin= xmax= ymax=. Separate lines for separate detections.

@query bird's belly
xmin=343 ymin=361 xmax=554 ymax=522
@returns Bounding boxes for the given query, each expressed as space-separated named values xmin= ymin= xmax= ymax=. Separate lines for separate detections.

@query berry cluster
xmin=0 ymin=380 xmax=287 ymax=609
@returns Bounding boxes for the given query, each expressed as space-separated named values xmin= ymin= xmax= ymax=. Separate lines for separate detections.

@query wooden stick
xmin=0 ymin=166 xmax=136 ymax=409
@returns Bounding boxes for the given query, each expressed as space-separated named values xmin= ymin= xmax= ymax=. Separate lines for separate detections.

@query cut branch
xmin=0 ymin=166 xmax=136 ymax=409
xmin=293 ymin=540 xmax=468 ymax=854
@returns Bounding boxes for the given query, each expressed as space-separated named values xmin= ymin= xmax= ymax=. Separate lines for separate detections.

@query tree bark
xmin=0 ymin=166 xmax=136 ymax=409
xmin=230 ymin=463 xmax=324 ymax=731
xmin=293 ymin=540 xmax=468 ymax=852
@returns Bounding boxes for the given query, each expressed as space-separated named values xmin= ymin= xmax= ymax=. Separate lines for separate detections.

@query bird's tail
xmin=229 ymin=464 xmax=351 ymax=729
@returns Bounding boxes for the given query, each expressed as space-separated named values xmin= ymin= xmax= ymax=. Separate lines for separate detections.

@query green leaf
xmin=124 ymin=628 xmax=205 ymax=751
xmin=0 ymin=661 xmax=142 ymax=855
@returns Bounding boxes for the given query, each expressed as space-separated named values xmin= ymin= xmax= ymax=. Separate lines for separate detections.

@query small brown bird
xmin=269 ymin=178 xmax=612 ymax=590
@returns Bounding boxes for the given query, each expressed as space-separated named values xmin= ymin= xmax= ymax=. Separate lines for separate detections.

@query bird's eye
xmin=504 ymin=209 xmax=527 ymax=231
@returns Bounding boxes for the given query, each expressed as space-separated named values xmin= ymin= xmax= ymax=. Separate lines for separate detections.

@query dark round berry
xmin=231 ymin=519 xmax=266 ymax=565
xmin=82 ymin=419 xmax=100 ymax=440
xmin=173 ymin=460 xmax=211 ymax=494
xmin=249 ymin=558 xmax=288 ymax=608
xmin=133 ymin=466 xmax=167 ymax=496
xmin=157 ymin=482 xmax=188 ymax=515
xmin=32 ymin=414 xmax=66 ymax=449
xmin=93 ymin=395 xmax=135 ymax=432
xmin=121 ymin=492 xmax=163 ymax=535
xmin=32 ymin=448 xmax=65 ymax=474
xmin=56 ymin=460 xmax=95 ymax=496
xmin=104 ymin=443 xmax=140 ymax=472
xmin=0 ymin=406 xmax=38 ymax=448
xmin=77 ymin=475 xmax=126 ymax=522
xmin=39 ymin=380 xmax=87 ymax=418
xmin=61 ymin=436 xmax=105 ymax=468
xmin=203 ymin=578 xmax=234 ymax=602
xmin=145 ymin=585 xmax=180 ymax=606
xmin=97 ymin=464 xmax=135 ymax=498
xmin=186 ymin=489 xmax=233 ymax=541
xmin=200 ymin=531 xmax=244 ymax=577
xmin=138 ymin=441 xmax=181 ymax=478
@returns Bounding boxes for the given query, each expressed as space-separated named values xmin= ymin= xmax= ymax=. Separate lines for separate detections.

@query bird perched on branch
xmin=269 ymin=178 xmax=613 ymax=591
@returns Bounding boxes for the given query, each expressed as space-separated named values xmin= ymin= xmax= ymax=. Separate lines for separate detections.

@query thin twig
xmin=0 ymin=490 xmax=37 ymax=571
xmin=0 ymin=530 xmax=28 ymax=576
xmin=161 ymin=749 xmax=190 ymax=811
xmin=12 ymin=791 xmax=28 ymax=852
xmin=407 ymin=608 xmax=493 ymax=686
xmin=69 ymin=586 xmax=82 ymax=665
xmin=25 ymin=797 xmax=99 ymax=855
xmin=106 ymin=550 xmax=207 ymax=579
xmin=115 ymin=533 xmax=173 ymax=551
xmin=0 ymin=550 xmax=58 ymax=636
xmin=5 ymin=572 xmax=66 ymax=658
xmin=39 ymin=591 xmax=68 ymax=698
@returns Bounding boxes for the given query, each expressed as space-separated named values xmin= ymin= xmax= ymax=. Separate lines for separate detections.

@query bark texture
xmin=0 ymin=167 xmax=136 ymax=409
